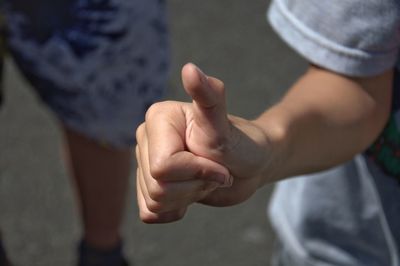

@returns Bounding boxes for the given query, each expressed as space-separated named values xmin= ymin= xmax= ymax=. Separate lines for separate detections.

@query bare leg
xmin=62 ymin=125 xmax=132 ymax=250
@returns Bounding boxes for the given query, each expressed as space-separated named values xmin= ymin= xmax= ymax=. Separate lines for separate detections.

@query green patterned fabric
xmin=366 ymin=72 xmax=400 ymax=183
xmin=367 ymin=115 xmax=400 ymax=182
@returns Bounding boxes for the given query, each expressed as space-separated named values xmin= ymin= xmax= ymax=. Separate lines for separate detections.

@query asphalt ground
xmin=0 ymin=1 xmax=307 ymax=265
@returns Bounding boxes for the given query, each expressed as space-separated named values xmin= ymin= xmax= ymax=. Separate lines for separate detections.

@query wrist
xmin=252 ymin=107 xmax=291 ymax=184
xmin=221 ymin=115 xmax=273 ymax=186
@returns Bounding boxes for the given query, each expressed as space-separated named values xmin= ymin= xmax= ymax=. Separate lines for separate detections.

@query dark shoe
xmin=78 ymin=240 xmax=129 ymax=266
xmin=0 ymin=238 xmax=12 ymax=266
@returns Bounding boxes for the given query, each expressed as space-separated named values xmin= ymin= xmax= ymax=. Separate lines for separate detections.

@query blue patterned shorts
xmin=3 ymin=0 xmax=170 ymax=148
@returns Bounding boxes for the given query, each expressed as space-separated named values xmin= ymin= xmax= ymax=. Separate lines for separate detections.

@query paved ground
xmin=0 ymin=1 xmax=306 ymax=265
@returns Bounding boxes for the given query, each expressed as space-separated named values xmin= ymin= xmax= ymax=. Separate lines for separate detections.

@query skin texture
xmin=135 ymin=63 xmax=393 ymax=224
xmin=63 ymin=126 xmax=131 ymax=249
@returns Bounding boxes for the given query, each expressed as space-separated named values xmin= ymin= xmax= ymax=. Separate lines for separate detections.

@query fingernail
xmin=208 ymin=173 xmax=233 ymax=188
xmin=204 ymin=181 xmax=220 ymax=191
xmin=220 ymin=175 xmax=234 ymax=188
xmin=211 ymin=173 xmax=229 ymax=185
xmin=195 ymin=66 xmax=208 ymax=85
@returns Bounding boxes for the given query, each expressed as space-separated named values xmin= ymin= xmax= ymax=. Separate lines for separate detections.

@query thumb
xmin=181 ymin=63 xmax=230 ymax=140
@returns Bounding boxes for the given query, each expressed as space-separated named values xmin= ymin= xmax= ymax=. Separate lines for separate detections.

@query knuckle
xmin=139 ymin=208 xmax=186 ymax=224
xmin=150 ymin=188 xmax=167 ymax=202
xmin=149 ymin=157 xmax=169 ymax=180
xmin=145 ymin=101 xmax=174 ymax=121
xmin=135 ymin=145 xmax=140 ymax=159
xmin=146 ymin=183 xmax=166 ymax=213
xmin=145 ymin=198 xmax=164 ymax=213
xmin=135 ymin=123 xmax=145 ymax=141
xmin=147 ymin=181 xmax=168 ymax=202
xmin=145 ymin=103 xmax=163 ymax=121
xmin=139 ymin=209 xmax=157 ymax=224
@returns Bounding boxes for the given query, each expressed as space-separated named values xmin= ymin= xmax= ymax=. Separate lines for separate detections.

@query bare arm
xmin=135 ymin=63 xmax=393 ymax=223
xmin=253 ymin=65 xmax=393 ymax=181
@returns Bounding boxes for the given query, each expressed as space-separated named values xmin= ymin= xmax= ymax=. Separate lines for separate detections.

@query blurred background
xmin=0 ymin=0 xmax=306 ymax=265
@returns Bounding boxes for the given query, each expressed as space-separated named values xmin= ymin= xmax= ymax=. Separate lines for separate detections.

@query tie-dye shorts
xmin=2 ymin=0 xmax=170 ymax=148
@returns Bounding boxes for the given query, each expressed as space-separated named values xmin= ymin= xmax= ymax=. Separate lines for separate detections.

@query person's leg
xmin=62 ymin=126 xmax=131 ymax=251
xmin=5 ymin=1 xmax=169 ymax=265
xmin=0 ymin=10 xmax=11 ymax=266
xmin=0 ymin=234 xmax=12 ymax=266
xmin=62 ymin=126 xmax=132 ymax=266
xmin=0 ymin=7 xmax=5 ymax=108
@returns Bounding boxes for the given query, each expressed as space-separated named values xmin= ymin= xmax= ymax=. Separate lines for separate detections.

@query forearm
xmin=135 ymin=63 xmax=395 ymax=217
xmin=254 ymin=66 xmax=393 ymax=182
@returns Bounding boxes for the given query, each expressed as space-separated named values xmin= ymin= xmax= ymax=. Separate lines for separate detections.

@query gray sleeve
xmin=268 ymin=0 xmax=400 ymax=77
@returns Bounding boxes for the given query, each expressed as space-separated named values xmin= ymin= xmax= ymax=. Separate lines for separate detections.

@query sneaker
xmin=78 ymin=240 xmax=129 ymax=266
xmin=0 ymin=238 xmax=12 ymax=266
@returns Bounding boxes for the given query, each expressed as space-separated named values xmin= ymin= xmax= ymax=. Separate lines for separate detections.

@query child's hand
xmin=135 ymin=63 xmax=271 ymax=223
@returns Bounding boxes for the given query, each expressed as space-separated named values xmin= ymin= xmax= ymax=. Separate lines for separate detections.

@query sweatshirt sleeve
xmin=268 ymin=0 xmax=400 ymax=77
